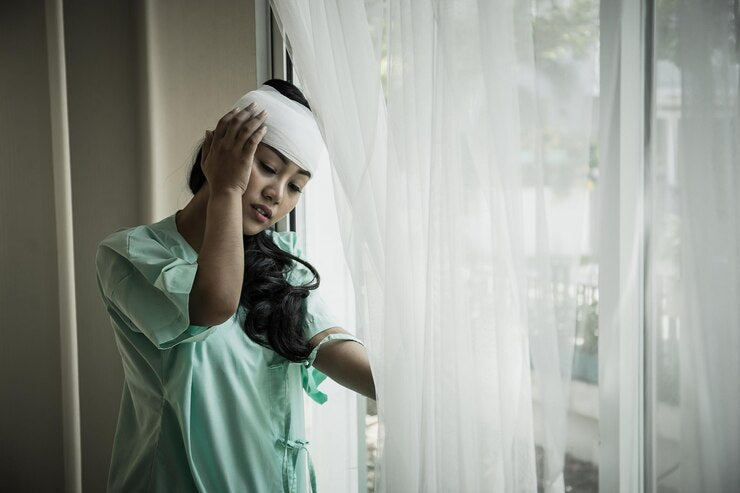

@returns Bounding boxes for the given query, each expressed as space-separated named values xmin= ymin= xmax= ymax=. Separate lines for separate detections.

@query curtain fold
xmin=270 ymin=0 xmax=598 ymax=490
xmin=651 ymin=0 xmax=740 ymax=490
xmin=674 ymin=4 xmax=740 ymax=488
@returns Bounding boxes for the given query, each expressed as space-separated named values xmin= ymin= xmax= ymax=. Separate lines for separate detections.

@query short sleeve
xmin=305 ymin=289 xmax=348 ymax=341
xmin=95 ymin=229 xmax=218 ymax=350
xmin=300 ymin=332 xmax=366 ymax=404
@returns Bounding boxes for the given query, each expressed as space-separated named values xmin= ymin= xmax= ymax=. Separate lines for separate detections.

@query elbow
xmin=209 ymin=292 xmax=240 ymax=323
xmin=363 ymin=367 xmax=377 ymax=401
xmin=189 ymin=310 xmax=230 ymax=327
xmin=211 ymin=302 xmax=238 ymax=325
xmin=189 ymin=296 xmax=238 ymax=327
xmin=369 ymin=377 xmax=377 ymax=402
xmin=212 ymin=309 xmax=237 ymax=326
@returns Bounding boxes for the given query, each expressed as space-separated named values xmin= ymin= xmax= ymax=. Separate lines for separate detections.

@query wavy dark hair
xmin=187 ymin=79 xmax=320 ymax=363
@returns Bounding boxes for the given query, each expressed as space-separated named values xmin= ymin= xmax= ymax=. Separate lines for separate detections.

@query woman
xmin=95 ymin=79 xmax=376 ymax=492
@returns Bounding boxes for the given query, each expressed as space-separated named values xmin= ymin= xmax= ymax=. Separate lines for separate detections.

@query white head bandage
xmin=232 ymin=84 xmax=328 ymax=179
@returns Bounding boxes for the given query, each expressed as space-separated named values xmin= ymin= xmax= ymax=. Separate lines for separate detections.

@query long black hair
xmin=187 ymin=79 xmax=320 ymax=363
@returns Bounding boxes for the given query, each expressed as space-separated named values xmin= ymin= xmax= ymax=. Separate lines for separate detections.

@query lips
xmin=251 ymin=204 xmax=273 ymax=219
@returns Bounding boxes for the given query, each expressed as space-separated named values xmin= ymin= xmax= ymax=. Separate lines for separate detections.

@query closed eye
xmin=260 ymin=162 xmax=276 ymax=174
xmin=261 ymin=162 xmax=302 ymax=193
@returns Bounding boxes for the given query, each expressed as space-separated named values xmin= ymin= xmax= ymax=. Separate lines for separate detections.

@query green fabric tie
xmin=278 ymin=437 xmax=317 ymax=493
xmin=299 ymin=333 xmax=366 ymax=405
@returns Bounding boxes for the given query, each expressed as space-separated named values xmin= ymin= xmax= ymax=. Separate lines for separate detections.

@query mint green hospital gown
xmin=94 ymin=211 xmax=364 ymax=492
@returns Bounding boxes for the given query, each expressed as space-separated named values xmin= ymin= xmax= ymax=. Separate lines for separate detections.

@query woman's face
xmin=241 ymin=142 xmax=311 ymax=235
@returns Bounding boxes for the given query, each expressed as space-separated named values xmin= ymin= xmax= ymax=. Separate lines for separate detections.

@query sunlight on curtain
xmin=269 ymin=0 xmax=598 ymax=490
xmin=648 ymin=1 xmax=740 ymax=491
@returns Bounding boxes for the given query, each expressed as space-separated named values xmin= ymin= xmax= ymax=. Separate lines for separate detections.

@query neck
xmin=175 ymin=186 xmax=210 ymax=254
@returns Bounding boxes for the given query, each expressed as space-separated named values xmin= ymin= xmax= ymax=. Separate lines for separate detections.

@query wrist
xmin=207 ymin=184 xmax=245 ymax=198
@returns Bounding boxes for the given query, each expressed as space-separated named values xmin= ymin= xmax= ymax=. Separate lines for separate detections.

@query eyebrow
xmin=263 ymin=143 xmax=312 ymax=178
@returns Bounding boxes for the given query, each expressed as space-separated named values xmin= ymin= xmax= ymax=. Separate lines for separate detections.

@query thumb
xmin=202 ymin=130 xmax=214 ymax=161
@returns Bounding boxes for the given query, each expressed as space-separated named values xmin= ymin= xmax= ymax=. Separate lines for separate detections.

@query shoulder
xmin=95 ymin=220 xmax=183 ymax=290
xmin=96 ymin=226 xmax=136 ymax=263
xmin=97 ymin=213 xmax=186 ymax=262
xmin=96 ymin=224 xmax=167 ymax=262
xmin=95 ymin=225 xmax=140 ymax=299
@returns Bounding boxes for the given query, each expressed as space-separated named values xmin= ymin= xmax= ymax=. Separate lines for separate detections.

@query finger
xmin=224 ymin=107 xmax=256 ymax=143
xmin=242 ymin=124 xmax=267 ymax=158
xmin=213 ymin=103 xmax=255 ymax=139
xmin=222 ymin=102 xmax=257 ymax=141
xmin=214 ymin=107 xmax=242 ymax=138
xmin=202 ymin=130 xmax=214 ymax=162
xmin=234 ymin=111 xmax=267 ymax=150
xmin=222 ymin=109 xmax=251 ymax=144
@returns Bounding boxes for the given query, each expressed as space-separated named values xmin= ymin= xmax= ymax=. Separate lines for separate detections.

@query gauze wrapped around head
xmin=232 ymin=84 xmax=328 ymax=179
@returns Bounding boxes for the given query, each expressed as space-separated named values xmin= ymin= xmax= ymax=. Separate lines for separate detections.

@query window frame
xmin=255 ymin=2 xmax=369 ymax=491
xmin=598 ymin=0 xmax=652 ymax=491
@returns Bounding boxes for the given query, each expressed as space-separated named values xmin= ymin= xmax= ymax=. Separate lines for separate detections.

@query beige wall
xmin=63 ymin=2 xmax=143 ymax=489
xmin=1 ymin=0 xmax=257 ymax=490
xmin=0 ymin=2 xmax=66 ymax=490
xmin=144 ymin=0 xmax=258 ymax=218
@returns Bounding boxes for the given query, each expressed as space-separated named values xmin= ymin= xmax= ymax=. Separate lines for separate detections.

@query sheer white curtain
xmin=295 ymin=85 xmax=365 ymax=491
xmin=650 ymin=0 xmax=740 ymax=491
xmin=269 ymin=1 xmax=597 ymax=491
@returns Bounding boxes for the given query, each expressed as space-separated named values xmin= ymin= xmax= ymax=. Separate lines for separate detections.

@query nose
xmin=263 ymin=183 xmax=283 ymax=205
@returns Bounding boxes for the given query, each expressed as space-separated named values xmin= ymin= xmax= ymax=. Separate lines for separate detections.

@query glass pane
xmin=649 ymin=1 xmax=740 ymax=491
xmin=528 ymin=1 xmax=600 ymax=491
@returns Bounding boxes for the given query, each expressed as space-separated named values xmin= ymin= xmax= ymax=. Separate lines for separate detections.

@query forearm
xmin=190 ymin=191 xmax=245 ymax=320
xmin=313 ymin=339 xmax=376 ymax=401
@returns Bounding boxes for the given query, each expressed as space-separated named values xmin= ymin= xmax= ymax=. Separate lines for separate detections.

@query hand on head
xmin=201 ymin=103 xmax=268 ymax=195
